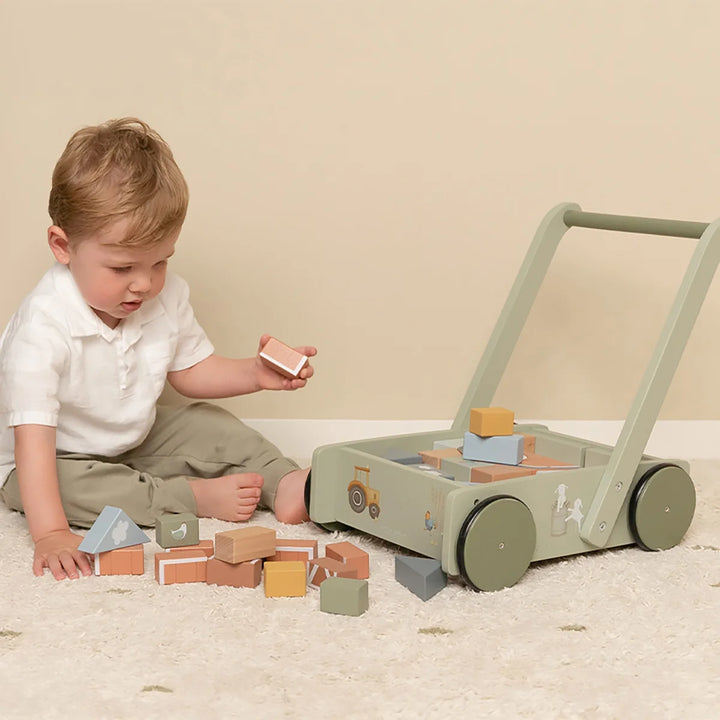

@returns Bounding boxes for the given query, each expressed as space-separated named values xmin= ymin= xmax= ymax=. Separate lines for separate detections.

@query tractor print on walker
xmin=348 ymin=466 xmax=381 ymax=519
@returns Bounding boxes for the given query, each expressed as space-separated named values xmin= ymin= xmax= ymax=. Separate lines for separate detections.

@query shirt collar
xmin=51 ymin=263 xmax=164 ymax=342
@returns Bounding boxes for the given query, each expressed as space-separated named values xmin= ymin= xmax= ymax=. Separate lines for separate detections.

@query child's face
xmin=49 ymin=219 xmax=178 ymax=329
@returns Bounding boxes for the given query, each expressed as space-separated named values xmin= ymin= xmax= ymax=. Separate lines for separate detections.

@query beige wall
xmin=2 ymin=1 xmax=720 ymax=421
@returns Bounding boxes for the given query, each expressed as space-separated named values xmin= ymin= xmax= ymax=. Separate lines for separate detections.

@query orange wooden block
xmin=418 ymin=447 xmax=462 ymax=469
xmin=325 ymin=541 xmax=370 ymax=579
xmin=259 ymin=337 xmax=309 ymax=379
xmin=94 ymin=544 xmax=144 ymax=576
xmin=308 ymin=557 xmax=359 ymax=588
xmin=470 ymin=464 xmax=537 ymax=483
xmin=207 ymin=557 xmax=262 ymax=588
xmin=215 ymin=526 xmax=276 ymax=564
xmin=269 ymin=539 xmax=318 ymax=565
xmin=163 ymin=540 xmax=214 ymax=558
xmin=469 ymin=407 xmax=514 ymax=437
xmin=519 ymin=433 xmax=536 ymax=454
xmin=155 ymin=549 xmax=208 ymax=585
xmin=264 ymin=560 xmax=307 ymax=597
xmin=522 ymin=453 xmax=573 ymax=469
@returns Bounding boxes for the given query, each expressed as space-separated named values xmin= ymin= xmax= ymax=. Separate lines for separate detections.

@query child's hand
xmin=33 ymin=529 xmax=93 ymax=581
xmin=256 ymin=334 xmax=317 ymax=391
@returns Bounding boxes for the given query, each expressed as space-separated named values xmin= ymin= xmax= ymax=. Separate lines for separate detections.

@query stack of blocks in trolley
xmin=418 ymin=406 xmax=570 ymax=484
xmin=79 ymin=506 xmax=370 ymax=616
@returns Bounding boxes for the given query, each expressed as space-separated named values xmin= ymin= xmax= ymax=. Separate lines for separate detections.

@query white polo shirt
xmin=0 ymin=263 xmax=214 ymax=486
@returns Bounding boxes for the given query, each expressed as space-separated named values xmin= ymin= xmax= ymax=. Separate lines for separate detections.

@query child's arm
xmin=14 ymin=425 xmax=92 ymax=580
xmin=167 ymin=334 xmax=317 ymax=399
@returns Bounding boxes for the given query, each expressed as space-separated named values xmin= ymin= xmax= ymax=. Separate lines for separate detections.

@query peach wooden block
xmin=206 ymin=558 xmax=262 ymax=588
xmin=325 ymin=541 xmax=370 ymax=579
xmin=214 ymin=526 xmax=276 ymax=564
xmin=163 ymin=540 xmax=214 ymax=558
xmin=519 ymin=433 xmax=536 ymax=454
xmin=268 ymin=539 xmax=318 ymax=565
xmin=470 ymin=464 xmax=536 ymax=484
xmin=522 ymin=453 xmax=573 ymax=469
xmin=94 ymin=544 xmax=144 ymax=576
xmin=155 ymin=549 xmax=208 ymax=585
xmin=264 ymin=560 xmax=307 ymax=597
xmin=308 ymin=557 xmax=359 ymax=588
xmin=259 ymin=337 xmax=309 ymax=379
xmin=418 ymin=448 xmax=462 ymax=469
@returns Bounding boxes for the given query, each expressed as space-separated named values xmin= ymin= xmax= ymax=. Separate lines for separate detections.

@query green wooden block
xmin=155 ymin=513 xmax=199 ymax=548
xmin=320 ymin=577 xmax=369 ymax=616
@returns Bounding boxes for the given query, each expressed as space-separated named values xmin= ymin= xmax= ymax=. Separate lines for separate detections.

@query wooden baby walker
xmin=307 ymin=203 xmax=720 ymax=591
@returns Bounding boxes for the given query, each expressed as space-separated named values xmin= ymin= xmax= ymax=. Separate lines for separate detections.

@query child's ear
xmin=48 ymin=226 xmax=71 ymax=264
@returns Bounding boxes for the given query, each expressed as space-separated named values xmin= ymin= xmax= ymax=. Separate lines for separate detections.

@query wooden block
xmin=469 ymin=407 xmax=514 ymax=437
xmin=470 ymin=464 xmax=537 ymax=483
xmin=320 ymin=577 xmax=369 ymax=616
xmin=259 ymin=337 xmax=308 ymax=379
xmin=163 ymin=540 xmax=214 ymax=558
xmin=215 ymin=526 xmax=276 ymax=564
xmin=94 ymin=544 xmax=144 ymax=576
xmin=308 ymin=557 xmax=359 ymax=588
xmin=155 ymin=512 xmax=200 ymax=548
xmin=155 ymin=549 xmax=208 ymax=585
xmin=463 ymin=432 xmax=524 ymax=464
xmin=264 ymin=560 xmax=307 ymax=597
xmin=418 ymin=447 xmax=462 ymax=469
xmin=325 ymin=541 xmax=370 ymax=579
xmin=522 ymin=453 xmax=573 ymax=469
xmin=268 ymin=539 xmax=318 ymax=565
xmin=519 ymin=433 xmax=536 ymax=454
xmin=395 ymin=555 xmax=447 ymax=601
xmin=207 ymin=557 xmax=262 ymax=588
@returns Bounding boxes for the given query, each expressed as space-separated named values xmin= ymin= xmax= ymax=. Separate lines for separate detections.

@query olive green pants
xmin=0 ymin=402 xmax=299 ymax=528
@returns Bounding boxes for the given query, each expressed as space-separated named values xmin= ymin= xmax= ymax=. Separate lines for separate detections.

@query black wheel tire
xmin=369 ymin=503 xmax=380 ymax=519
xmin=629 ymin=463 xmax=696 ymax=551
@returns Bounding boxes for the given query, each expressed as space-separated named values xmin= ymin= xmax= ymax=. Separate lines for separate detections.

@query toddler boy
xmin=0 ymin=118 xmax=315 ymax=581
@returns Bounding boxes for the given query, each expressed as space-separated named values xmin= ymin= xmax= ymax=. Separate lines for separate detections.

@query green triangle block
xmin=78 ymin=506 xmax=150 ymax=553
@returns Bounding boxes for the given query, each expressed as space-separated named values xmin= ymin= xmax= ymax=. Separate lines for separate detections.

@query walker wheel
xmin=457 ymin=495 xmax=536 ymax=592
xmin=629 ymin=463 xmax=696 ymax=551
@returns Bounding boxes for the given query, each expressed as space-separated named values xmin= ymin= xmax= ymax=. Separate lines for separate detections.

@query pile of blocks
xmin=418 ymin=406 xmax=571 ymax=484
xmin=78 ymin=507 xmax=370 ymax=616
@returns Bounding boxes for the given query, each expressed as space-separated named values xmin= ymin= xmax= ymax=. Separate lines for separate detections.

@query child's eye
xmin=111 ymin=266 xmax=132 ymax=274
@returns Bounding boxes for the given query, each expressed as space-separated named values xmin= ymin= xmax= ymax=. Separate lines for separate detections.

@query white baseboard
xmin=243 ymin=419 xmax=720 ymax=463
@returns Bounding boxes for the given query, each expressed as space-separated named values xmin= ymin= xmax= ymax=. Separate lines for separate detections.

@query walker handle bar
xmin=563 ymin=209 xmax=708 ymax=239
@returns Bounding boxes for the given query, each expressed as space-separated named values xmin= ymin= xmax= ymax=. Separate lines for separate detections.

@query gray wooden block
xmin=395 ymin=555 xmax=447 ymax=601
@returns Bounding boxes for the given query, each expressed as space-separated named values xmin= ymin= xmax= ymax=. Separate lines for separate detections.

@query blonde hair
xmin=48 ymin=117 xmax=189 ymax=246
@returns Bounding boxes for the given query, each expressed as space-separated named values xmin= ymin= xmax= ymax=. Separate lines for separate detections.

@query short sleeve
xmin=0 ymin=313 xmax=67 ymax=428
xmin=161 ymin=273 xmax=215 ymax=372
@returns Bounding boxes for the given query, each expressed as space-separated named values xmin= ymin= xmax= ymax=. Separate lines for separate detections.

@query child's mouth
xmin=121 ymin=301 xmax=142 ymax=312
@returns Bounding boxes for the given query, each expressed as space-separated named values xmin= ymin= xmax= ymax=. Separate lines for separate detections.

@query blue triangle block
xmin=78 ymin=506 xmax=151 ymax=554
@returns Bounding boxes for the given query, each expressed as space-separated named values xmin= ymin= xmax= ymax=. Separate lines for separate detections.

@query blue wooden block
xmin=395 ymin=555 xmax=447 ymax=601
xmin=78 ymin=506 xmax=150 ymax=554
xmin=384 ymin=448 xmax=424 ymax=465
xmin=462 ymin=432 xmax=524 ymax=465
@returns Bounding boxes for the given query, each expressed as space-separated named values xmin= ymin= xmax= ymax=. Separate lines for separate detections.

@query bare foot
xmin=274 ymin=468 xmax=310 ymax=524
xmin=189 ymin=473 xmax=263 ymax=522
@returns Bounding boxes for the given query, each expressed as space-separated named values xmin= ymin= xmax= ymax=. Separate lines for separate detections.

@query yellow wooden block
xmin=264 ymin=560 xmax=307 ymax=597
xmin=469 ymin=407 xmax=514 ymax=437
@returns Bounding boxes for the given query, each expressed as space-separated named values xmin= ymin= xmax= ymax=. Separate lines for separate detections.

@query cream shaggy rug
xmin=1 ymin=459 xmax=719 ymax=720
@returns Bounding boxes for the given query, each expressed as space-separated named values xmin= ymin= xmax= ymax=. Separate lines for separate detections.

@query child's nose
xmin=129 ymin=273 xmax=152 ymax=293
